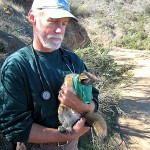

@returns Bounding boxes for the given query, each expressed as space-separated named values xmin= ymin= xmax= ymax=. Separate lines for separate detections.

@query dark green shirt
xmin=0 ymin=45 xmax=99 ymax=143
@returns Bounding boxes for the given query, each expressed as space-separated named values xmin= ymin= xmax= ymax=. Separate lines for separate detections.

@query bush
xmin=114 ymin=30 xmax=149 ymax=50
xmin=75 ymin=43 xmax=131 ymax=85
xmin=75 ymin=44 xmax=132 ymax=149
xmin=144 ymin=5 xmax=150 ymax=16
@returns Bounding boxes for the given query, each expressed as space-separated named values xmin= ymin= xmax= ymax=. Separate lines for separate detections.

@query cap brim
xmin=42 ymin=9 xmax=78 ymax=21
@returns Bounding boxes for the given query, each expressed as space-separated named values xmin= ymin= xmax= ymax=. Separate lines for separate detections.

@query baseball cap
xmin=31 ymin=0 xmax=78 ymax=21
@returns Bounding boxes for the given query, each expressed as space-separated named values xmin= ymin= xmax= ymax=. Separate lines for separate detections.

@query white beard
xmin=36 ymin=26 xmax=64 ymax=50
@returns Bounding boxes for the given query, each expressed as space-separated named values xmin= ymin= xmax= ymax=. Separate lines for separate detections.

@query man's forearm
xmin=76 ymin=100 xmax=95 ymax=114
xmin=28 ymin=119 xmax=89 ymax=144
xmin=28 ymin=123 xmax=72 ymax=143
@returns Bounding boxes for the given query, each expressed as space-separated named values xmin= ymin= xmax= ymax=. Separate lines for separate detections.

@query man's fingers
xmin=60 ymin=84 xmax=67 ymax=90
xmin=79 ymin=118 xmax=86 ymax=124
xmin=74 ymin=118 xmax=86 ymax=128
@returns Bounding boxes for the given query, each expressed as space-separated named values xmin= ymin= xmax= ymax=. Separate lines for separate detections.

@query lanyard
xmin=31 ymin=46 xmax=75 ymax=101
xmin=59 ymin=49 xmax=75 ymax=73
xmin=31 ymin=46 xmax=51 ymax=100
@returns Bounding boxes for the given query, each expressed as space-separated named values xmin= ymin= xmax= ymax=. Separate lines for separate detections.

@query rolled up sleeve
xmin=0 ymin=62 xmax=33 ymax=143
xmin=79 ymin=58 xmax=99 ymax=112
xmin=92 ymin=86 xmax=99 ymax=112
xmin=76 ymin=56 xmax=99 ymax=112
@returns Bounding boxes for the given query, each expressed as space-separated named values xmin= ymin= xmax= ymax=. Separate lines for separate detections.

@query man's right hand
xmin=70 ymin=118 xmax=90 ymax=140
xmin=28 ymin=119 xmax=89 ymax=144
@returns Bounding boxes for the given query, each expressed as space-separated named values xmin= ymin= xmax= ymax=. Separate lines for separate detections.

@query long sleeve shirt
xmin=0 ymin=45 xmax=99 ymax=143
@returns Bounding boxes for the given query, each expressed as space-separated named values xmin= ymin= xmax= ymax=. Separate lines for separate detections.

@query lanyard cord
xmin=31 ymin=46 xmax=76 ymax=100
xmin=60 ymin=49 xmax=75 ymax=73
xmin=65 ymin=63 xmax=75 ymax=73
xmin=31 ymin=47 xmax=75 ymax=92
xmin=31 ymin=46 xmax=46 ymax=92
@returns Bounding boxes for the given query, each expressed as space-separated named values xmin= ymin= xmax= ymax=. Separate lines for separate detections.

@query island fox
xmin=58 ymin=71 xmax=107 ymax=138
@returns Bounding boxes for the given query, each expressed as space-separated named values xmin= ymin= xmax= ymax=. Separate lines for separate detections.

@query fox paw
xmin=66 ymin=127 xmax=72 ymax=133
xmin=58 ymin=126 xmax=66 ymax=132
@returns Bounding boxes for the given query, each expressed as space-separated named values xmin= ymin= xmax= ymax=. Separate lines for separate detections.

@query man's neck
xmin=32 ymin=40 xmax=54 ymax=52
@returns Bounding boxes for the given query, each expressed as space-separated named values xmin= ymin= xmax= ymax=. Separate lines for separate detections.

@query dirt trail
xmin=108 ymin=48 xmax=150 ymax=150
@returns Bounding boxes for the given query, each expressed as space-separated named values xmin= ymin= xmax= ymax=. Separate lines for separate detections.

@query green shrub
xmin=93 ymin=10 xmax=105 ymax=19
xmin=76 ymin=44 xmax=132 ymax=149
xmin=75 ymin=43 xmax=131 ymax=85
xmin=144 ymin=5 xmax=150 ymax=16
xmin=114 ymin=30 xmax=149 ymax=50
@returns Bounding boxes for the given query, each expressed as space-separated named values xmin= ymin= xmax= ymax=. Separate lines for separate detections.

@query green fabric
xmin=73 ymin=75 xmax=92 ymax=104
xmin=0 ymin=45 xmax=99 ymax=143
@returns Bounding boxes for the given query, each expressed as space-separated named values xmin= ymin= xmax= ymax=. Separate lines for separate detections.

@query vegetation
xmin=75 ymin=44 xmax=132 ymax=149
xmin=0 ymin=0 xmax=148 ymax=149
xmin=1 ymin=0 xmax=150 ymax=52
xmin=69 ymin=0 xmax=150 ymax=50
xmin=113 ymin=12 xmax=150 ymax=50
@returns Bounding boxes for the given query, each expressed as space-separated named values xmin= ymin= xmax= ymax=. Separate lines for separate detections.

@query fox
xmin=58 ymin=70 xmax=107 ymax=139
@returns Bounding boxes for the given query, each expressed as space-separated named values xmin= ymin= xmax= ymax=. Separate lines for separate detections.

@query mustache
xmin=47 ymin=34 xmax=63 ymax=40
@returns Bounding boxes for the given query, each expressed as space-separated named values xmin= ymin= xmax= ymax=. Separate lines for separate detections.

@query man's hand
xmin=28 ymin=119 xmax=90 ymax=143
xmin=58 ymin=85 xmax=95 ymax=114
xmin=58 ymin=85 xmax=82 ymax=111
xmin=71 ymin=118 xmax=90 ymax=138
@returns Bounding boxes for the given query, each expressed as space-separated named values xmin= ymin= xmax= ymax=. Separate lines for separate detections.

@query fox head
xmin=78 ymin=70 xmax=100 ymax=86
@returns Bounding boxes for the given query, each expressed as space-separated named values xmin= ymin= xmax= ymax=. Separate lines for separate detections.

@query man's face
xmin=35 ymin=12 xmax=68 ymax=50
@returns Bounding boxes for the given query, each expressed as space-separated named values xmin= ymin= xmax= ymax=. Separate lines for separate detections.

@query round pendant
xmin=41 ymin=91 xmax=51 ymax=100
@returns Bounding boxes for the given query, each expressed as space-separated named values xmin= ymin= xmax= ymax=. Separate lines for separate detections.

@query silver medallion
xmin=41 ymin=91 xmax=51 ymax=100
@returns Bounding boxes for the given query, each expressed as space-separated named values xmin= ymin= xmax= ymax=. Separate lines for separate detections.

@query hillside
xmin=69 ymin=0 xmax=150 ymax=49
xmin=0 ymin=0 xmax=150 ymax=149
xmin=0 ymin=0 xmax=150 ymax=57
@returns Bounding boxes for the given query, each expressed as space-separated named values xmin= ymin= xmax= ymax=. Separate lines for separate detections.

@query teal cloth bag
xmin=73 ymin=75 xmax=92 ymax=104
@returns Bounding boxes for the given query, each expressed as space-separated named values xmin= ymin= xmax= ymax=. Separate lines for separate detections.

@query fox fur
xmin=58 ymin=71 xmax=107 ymax=138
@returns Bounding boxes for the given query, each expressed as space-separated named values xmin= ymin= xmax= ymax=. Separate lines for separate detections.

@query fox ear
xmin=78 ymin=70 xmax=100 ymax=85
xmin=78 ymin=73 xmax=91 ymax=85
xmin=83 ymin=70 xmax=100 ymax=84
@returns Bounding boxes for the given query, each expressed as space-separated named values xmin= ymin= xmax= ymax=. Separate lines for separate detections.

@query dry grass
xmin=0 ymin=0 xmax=32 ymax=45
xmin=69 ymin=0 xmax=150 ymax=49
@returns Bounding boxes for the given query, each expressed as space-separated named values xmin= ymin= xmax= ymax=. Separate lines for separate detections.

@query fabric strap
xmin=73 ymin=75 xmax=92 ymax=104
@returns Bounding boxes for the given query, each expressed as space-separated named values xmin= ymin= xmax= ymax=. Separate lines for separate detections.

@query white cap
xmin=31 ymin=0 xmax=78 ymax=21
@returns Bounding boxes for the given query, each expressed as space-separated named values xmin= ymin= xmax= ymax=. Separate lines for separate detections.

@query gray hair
xmin=32 ymin=9 xmax=45 ymax=18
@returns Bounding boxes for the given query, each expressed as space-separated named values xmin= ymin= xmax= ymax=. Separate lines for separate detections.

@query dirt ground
xmin=109 ymin=48 xmax=150 ymax=150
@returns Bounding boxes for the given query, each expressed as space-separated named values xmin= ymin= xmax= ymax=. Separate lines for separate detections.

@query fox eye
xmin=80 ymin=78 xmax=92 ymax=86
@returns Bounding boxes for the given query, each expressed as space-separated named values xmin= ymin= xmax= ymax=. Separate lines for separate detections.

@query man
xmin=0 ymin=0 xmax=99 ymax=149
